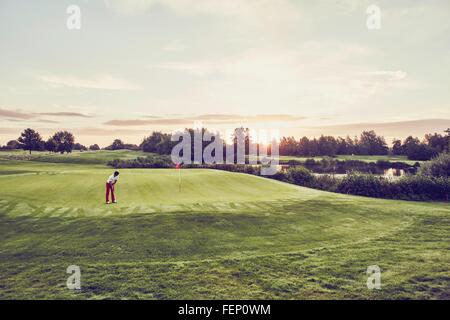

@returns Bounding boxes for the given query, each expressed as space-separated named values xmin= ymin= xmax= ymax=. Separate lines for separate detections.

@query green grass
xmin=0 ymin=149 xmax=147 ymax=165
xmin=0 ymin=151 xmax=448 ymax=299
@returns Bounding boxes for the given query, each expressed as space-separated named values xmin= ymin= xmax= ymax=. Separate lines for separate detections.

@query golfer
xmin=106 ymin=171 xmax=120 ymax=204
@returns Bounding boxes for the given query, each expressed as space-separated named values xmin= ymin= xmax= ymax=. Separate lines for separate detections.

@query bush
xmin=309 ymin=174 xmax=340 ymax=192
xmin=337 ymin=173 xmax=388 ymax=197
xmin=419 ymin=152 xmax=450 ymax=178
xmin=286 ymin=166 xmax=314 ymax=186
xmin=108 ymin=155 xmax=173 ymax=168
xmin=407 ymin=144 xmax=439 ymax=161
xmin=268 ymin=171 xmax=289 ymax=182
xmin=335 ymin=172 xmax=450 ymax=201
xmin=394 ymin=175 xmax=450 ymax=201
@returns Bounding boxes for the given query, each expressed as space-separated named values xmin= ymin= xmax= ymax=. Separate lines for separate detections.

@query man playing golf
xmin=106 ymin=171 xmax=120 ymax=204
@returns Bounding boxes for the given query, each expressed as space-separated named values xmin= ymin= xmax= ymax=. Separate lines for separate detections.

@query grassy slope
xmin=0 ymin=151 xmax=448 ymax=299
xmin=0 ymin=150 xmax=147 ymax=165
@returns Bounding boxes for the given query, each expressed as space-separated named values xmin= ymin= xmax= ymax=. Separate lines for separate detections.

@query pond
xmin=277 ymin=165 xmax=410 ymax=178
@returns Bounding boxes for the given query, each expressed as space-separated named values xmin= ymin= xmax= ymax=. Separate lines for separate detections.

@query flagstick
xmin=178 ymin=167 xmax=181 ymax=192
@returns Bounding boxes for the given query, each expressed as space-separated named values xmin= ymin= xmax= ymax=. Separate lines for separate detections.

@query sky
xmin=0 ymin=0 xmax=449 ymax=147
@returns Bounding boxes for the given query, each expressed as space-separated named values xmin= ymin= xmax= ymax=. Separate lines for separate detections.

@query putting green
xmin=0 ymin=169 xmax=315 ymax=216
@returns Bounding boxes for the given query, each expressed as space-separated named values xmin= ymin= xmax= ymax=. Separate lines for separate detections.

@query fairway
xmin=0 ymin=153 xmax=449 ymax=299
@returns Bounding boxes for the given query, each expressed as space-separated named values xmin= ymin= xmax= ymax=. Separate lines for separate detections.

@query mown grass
xmin=0 ymin=150 xmax=146 ymax=165
xmin=0 ymin=151 xmax=448 ymax=299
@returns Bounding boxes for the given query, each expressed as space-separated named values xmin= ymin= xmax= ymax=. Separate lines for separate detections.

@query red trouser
xmin=106 ymin=182 xmax=115 ymax=202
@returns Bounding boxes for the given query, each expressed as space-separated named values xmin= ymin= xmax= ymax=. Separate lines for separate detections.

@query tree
xmin=402 ymin=136 xmax=420 ymax=156
xmin=336 ymin=137 xmax=349 ymax=155
xmin=52 ymin=131 xmax=75 ymax=154
xmin=140 ymin=132 xmax=174 ymax=154
xmin=45 ymin=137 xmax=57 ymax=153
xmin=407 ymin=143 xmax=439 ymax=161
xmin=424 ymin=133 xmax=447 ymax=153
xmin=18 ymin=128 xmax=44 ymax=154
xmin=358 ymin=131 xmax=388 ymax=155
xmin=280 ymin=136 xmax=299 ymax=156
xmin=345 ymin=136 xmax=358 ymax=155
xmin=444 ymin=128 xmax=450 ymax=152
xmin=308 ymin=138 xmax=319 ymax=157
xmin=73 ymin=143 xmax=87 ymax=151
xmin=89 ymin=144 xmax=100 ymax=151
xmin=108 ymin=139 xmax=125 ymax=150
xmin=298 ymin=137 xmax=310 ymax=156
xmin=392 ymin=139 xmax=403 ymax=155
xmin=4 ymin=140 xmax=21 ymax=150
xmin=318 ymin=135 xmax=338 ymax=156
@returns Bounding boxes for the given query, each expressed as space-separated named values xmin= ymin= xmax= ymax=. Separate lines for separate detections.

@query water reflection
xmin=277 ymin=165 xmax=408 ymax=178
xmin=383 ymin=168 xmax=405 ymax=177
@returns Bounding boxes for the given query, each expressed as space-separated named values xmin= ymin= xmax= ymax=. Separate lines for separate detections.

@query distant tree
xmin=52 ymin=131 xmax=75 ymax=154
xmin=392 ymin=139 xmax=403 ymax=155
xmin=18 ymin=128 xmax=44 ymax=154
xmin=346 ymin=136 xmax=358 ymax=155
xmin=424 ymin=133 xmax=447 ymax=153
xmin=298 ymin=137 xmax=310 ymax=156
xmin=4 ymin=140 xmax=22 ymax=150
xmin=122 ymin=143 xmax=140 ymax=151
xmin=308 ymin=138 xmax=319 ymax=157
xmin=358 ymin=131 xmax=388 ymax=155
xmin=336 ymin=137 xmax=349 ymax=155
xmin=280 ymin=136 xmax=299 ymax=156
xmin=445 ymin=128 xmax=450 ymax=152
xmin=45 ymin=137 xmax=57 ymax=153
xmin=402 ymin=136 xmax=420 ymax=156
xmin=140 ymin=132 xmax=173 ymax=154
xmin=105 ymin=139 xmax=139 ymax=151
xmin=318 ymin=135 xmax=338 ymax=156
xmin=407 ymin=143 xmax=439 ymax=161
xmin=73 ymin=143 xmax=88 ymax=151
xmin=89 ymin=144 xmax=100 ymax=151
xmin=107 ymin=139 xmax=125 ymax=150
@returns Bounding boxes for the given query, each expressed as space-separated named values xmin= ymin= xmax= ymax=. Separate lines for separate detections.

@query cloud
xmin=0 ymin=108 xmax=93 ymax=124
xmin=146 ymin=43 xmax=388 ymax=113
xmin=105 ymin=119 xmax=189 ymax=126
xmin=34 ymin=112 xmax=93 ymax=118
xmin=104 ymin=114 xmax=305 ymax=126
xmin=298 ymin=119 xmax=450 ymax=140
xmin=39 ymin=74 xmax=142 ymax=91
xmin=0 ymin=108 xmax=35 ymax=120
xmin=73 ymin=127 xmax=150 ymax=136
xmin=35 ymin=119 xmax=60 ymax=124
xmin=366 ymin=70 xmax=408 ymax=81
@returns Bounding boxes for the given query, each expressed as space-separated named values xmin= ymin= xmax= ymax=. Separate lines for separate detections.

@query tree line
xmin=0 ymin=128 xmax=96 ymax=154
xmin=280 ymin=129 xmax=450 ymax=160
xmin=1 ymin=127 xmax=449 ymax=161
